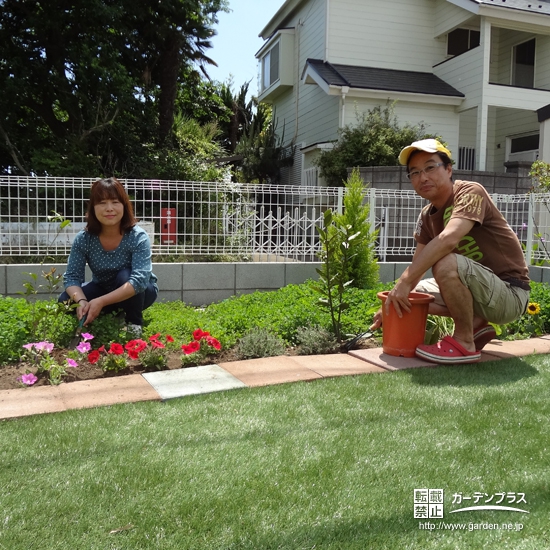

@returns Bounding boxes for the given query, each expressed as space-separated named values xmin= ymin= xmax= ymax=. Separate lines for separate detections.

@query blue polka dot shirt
xmin=63 ymin=226 xmax=158 ymax=294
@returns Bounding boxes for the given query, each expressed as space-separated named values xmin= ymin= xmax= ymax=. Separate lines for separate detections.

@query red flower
xmin=109 ymin=343 xmax=124 ymax=355
xmin=206 ymin=336 xmax=221 ymax=350
xmin=166 ymin=334 xmax=174 ymax=343
xmin=125 ymin=339 xmax=148 ymax=353
xmin=127 ymin=349 xmax=140 ymax=360
xmin=182 ymin=340 xmax=201 ymax=355
xmin=151 ymin=339 xmax=165 ymax=349
xmin=193 ymin=328 xmax=210 ymax=341
xmin=88 ymin=350 xmax=100 ymax=364
xmin=149 ymin=333 xmax=161 ymax=341
xmin=98 ymin=345 xmax=105 ymax=352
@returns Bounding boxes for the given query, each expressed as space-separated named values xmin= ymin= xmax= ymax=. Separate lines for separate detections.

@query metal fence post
xmin=337 ymin=186 xmax=344 ymax=215
xmin=526 ymin=192 xmax=535 ymax=266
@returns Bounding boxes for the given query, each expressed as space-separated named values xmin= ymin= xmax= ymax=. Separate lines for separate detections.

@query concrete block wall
xmin=356 ymin=165 xmax=532 ymax=194
xmin=0 ymin=262 xmax=546 ymax=306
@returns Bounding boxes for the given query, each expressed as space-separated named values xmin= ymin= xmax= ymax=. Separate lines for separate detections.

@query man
xmin=370 ymin=139 xmax=530 ymax=364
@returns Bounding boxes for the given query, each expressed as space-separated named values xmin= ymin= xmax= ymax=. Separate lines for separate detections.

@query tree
xmin=314 ymin=102 xmax=433 ymax=186
xmin=236 ymin=104 xmax=294 ymax=184
xmin=0 ymin=0 xmax=228 ymax=176
xmin=333 ymin=168 xmax=379 ymax=289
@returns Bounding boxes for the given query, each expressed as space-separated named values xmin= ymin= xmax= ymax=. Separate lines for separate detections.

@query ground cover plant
xmin=0 ymin=353 xmax=548 ymax=549
xmin=0 ymin=279 xmax=549 ymax=389
xmin=0 ymin=280 xmax=388 ymax=389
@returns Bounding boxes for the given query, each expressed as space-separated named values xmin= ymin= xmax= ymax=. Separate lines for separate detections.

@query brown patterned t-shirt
xmin=413 ymin=180 xmax=529 ymax=282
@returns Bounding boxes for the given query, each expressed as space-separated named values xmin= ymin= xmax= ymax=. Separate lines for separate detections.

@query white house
xmin=256 ymin=0 xmax=550 ymax=186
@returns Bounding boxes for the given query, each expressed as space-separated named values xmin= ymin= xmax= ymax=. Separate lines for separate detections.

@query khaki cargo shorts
xmin=414 ymin=255 xmax=530 ymax=324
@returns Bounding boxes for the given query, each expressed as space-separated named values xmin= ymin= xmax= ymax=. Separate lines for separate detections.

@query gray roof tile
xmin=472 ymin=0 xmax=550 ymax=16
xmin=306 ymin=59 xmax=464 ymax=98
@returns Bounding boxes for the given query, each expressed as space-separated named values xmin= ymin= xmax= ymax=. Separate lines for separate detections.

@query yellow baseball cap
xmin=398 ymin=139 xmax=452 ymax=166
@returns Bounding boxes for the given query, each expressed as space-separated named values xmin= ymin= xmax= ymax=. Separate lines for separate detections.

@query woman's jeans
xmin=58 ymin=269 xmax=158 ymax=326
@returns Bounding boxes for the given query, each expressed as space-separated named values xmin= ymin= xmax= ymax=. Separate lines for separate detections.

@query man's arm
xmin=370 ymin=217 xmax=475 ymax=329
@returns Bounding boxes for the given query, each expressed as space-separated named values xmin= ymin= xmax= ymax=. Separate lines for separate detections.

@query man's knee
xmin=432 ymin=254 xmax=458 ymax=281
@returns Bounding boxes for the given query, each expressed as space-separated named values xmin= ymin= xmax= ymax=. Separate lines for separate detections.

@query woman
xmin=59 ymin=177 xmax=158 ymax=336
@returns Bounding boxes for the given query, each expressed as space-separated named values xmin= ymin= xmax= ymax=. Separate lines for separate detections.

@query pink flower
xmin=19 ymin=373 xmax=38 ymax=386
xmin=22 ymin=343 xmax=34 ymax=350
xmin=76 ymin=341 xmax=91 ymax=353
xmin=81 ymin=333 xmax=94 ymax=342
xmin=35 ymin=341 xmax=54 ymax=353
xmin=66 ymin=359 xmax=78 ymax=368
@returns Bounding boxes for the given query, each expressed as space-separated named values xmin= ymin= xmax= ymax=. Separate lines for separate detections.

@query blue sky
xmin=207 ymin=0 xmax=280 ymax=97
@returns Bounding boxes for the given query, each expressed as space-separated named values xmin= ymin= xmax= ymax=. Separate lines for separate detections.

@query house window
xmin=512 ymin=38 xmax=535 ymax=88
xmin=447 ymin=28 xmax=480 ymax=56
xmin=262 ymin=42 xmax=280 ymax=91
xmin=510 ymin=134 xmax=539 ymax=154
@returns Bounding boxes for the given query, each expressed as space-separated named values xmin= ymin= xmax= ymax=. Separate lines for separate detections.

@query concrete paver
xmin=142 ymin=364 xmax=246 ymax=400
xmin=482 ymin=338 xmax=550 ymax=358
xmin=218 ymin=356 xmax=324 ymax=387
xmin=0 ymin=385 xmax=66 ymax=419
xmin=58 ymin=374 xmax=161 ymax=410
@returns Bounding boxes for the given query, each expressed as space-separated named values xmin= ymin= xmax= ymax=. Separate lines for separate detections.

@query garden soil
xmin=0 ymin=340 xmax=380 ymax=391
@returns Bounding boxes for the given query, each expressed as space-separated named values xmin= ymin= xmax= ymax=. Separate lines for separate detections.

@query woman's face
xmin=94 ymin=197 xmax=124 ymax=229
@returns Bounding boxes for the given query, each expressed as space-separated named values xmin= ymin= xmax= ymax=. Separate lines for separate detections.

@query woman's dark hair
xmin=86 ymin=177 xmax=137 ymax=235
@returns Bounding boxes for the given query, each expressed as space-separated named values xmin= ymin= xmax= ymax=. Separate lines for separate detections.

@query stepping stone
xmin=142 ymin=364 xmax=246 ymax=400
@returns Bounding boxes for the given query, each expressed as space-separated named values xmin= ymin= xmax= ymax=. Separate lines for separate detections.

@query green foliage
xmin=295 ymin=325 xmax=338 ymax=355
xmin=236 ymin=327 xmax=286 ymax=359
xmin=334 ymin=168 xmax=379 ymax=288
xmin=312 ymin=209 xmax=362 ymax=341
xmin=236 ymin=104 xmax=294 ymax=184
xmin=0 ymin=0 xmax=229 ymax=176
xmin=500 ymin=284 xmax=550 ymax=339
xmin=0 ymin=297 xmax=32 ymax=364
xmin=314 ymin=102 xmax=432 ymax=186
xmin=424 ymin=315 xmax=455 ymax=345
xmin=530 ymin=159 xmax=550 ymax=192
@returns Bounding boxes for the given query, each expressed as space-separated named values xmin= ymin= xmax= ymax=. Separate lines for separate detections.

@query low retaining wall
xmin=1 ymin=262 xmax=548 ymax=306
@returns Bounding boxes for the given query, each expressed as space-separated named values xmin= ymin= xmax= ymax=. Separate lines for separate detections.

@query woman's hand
xmin=84 ymin=298 xmax=104 ymax=325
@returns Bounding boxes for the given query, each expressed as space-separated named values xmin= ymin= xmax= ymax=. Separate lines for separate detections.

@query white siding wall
xmin=329 ymin=0 xmax=446 ymax=72
xmin=535 ymin=35 xmax=550 ymax=89
xmin=434 ymin=47 xmax=484 ymax=109
xmin=493 ymin=107 xmax=539 ymax=167
xmin=458 ymin=108 xmax=477 ymax=150
xmin=434 ymin=0 xmax=476 ymax=37
xmin=494 ymin=28 xmax=534 ymax=85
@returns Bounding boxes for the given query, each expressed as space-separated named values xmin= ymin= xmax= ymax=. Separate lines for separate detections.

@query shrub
xmin=236 ymin=328 xmax=286 ymax=359
xmin=295 ymin=325 xmax=338 ymax=355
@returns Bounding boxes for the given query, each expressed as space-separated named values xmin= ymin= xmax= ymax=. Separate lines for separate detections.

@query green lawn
xmin=1 ymin=354 xmax=549 ymax=549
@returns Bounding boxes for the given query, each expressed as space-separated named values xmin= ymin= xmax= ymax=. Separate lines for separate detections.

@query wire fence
xmin=1 ymin=176 xmax=549 ymax=265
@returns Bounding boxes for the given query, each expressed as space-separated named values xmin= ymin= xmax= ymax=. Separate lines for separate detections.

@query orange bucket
xmin=377 ymin=291 xmax=435 ymax=357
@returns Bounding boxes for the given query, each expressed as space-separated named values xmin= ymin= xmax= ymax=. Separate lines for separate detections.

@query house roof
xmin=469 ymin=0 xmax=550 ymax=16
xmin=304 ymin=59 xmax=465 ymax=98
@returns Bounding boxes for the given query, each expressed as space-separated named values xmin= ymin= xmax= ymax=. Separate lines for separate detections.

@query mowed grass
xmin=1 ymin=355 xmax=549 ymax=550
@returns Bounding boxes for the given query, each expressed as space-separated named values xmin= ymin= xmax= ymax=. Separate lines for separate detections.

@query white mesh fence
xmin=0 ymin=176 xmax=548 ymax=265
